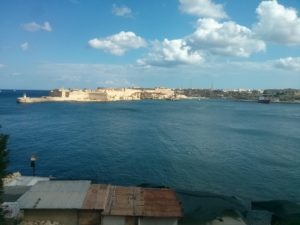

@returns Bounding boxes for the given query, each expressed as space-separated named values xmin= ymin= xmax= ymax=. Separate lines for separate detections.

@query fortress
xmin=17 ymin=88 xmax=187 ymax=103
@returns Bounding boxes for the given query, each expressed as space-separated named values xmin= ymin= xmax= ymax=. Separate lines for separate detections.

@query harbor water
xmin=0 ymin=90 xmax=299 ymax=203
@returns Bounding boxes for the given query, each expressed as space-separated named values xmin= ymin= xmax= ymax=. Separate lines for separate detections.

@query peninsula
xmin=17 ymin=88 xmax=187 ymax=103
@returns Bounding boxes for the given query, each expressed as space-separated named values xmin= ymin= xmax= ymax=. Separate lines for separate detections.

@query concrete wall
xmin=139 ymin=218 xmax=177 ymax=225
xmin=24 ymin=209 xmax=78 ymax=225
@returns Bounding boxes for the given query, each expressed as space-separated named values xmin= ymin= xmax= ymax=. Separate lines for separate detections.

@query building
xmin=2 ymin=172 xmax=50 ymax=218
xmin=17 ymin=180 xmax=182 ymax=225
xmin=17 ymin=180 xmax=91 ymax=225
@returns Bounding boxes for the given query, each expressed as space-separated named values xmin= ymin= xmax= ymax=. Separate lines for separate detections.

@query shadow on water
xmin=139 ymin=184 xmax=300 ymax=225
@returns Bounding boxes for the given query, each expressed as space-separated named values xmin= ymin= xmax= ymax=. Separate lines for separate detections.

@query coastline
xmin=16 ymin=88 xmax=187 ymax=104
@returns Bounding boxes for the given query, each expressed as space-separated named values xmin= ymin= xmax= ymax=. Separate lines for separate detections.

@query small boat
xmin=258 ymin=96 xmax=271 ymax=104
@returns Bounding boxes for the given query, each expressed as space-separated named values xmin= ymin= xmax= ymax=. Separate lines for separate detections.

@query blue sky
xmin=0 ymin=0 xmax=300 ymax=89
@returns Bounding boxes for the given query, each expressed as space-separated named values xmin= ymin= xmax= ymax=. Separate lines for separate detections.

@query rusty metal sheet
xmin=81 ymin=184 xmax=109 ymax=210
xmin=84 ymin=184 xmax=182 ymax=218
xmin=142 ymin=188 xmax=182 ymax=217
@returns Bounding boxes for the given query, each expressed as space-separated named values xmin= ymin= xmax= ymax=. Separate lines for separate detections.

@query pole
xmin=30 ymin=155 xmax=36 ymax=176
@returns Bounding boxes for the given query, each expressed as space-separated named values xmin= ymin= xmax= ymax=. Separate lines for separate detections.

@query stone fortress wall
xmin=49 ymin=88 xmax=186 ymax=102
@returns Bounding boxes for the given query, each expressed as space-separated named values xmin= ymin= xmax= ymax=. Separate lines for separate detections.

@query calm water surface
xmin=0 ymin=90 xmax=299 ymax=202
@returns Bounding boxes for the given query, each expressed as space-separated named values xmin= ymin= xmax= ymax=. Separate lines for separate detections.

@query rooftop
xmin=17 ymin=180 xmax=91 ymax=209
xmin=17 ymin=181 xmax=182 ymax=218
xmin=81 ymin=184 xmax=109 ymax=210
xmin=83 ymin=184 xmax=182 ymax=217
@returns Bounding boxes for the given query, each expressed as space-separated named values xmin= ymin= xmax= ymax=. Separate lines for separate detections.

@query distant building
xmin=17 ymin=180 xmax=182 ymax=225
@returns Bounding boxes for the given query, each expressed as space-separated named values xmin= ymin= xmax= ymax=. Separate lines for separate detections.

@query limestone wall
xmin=19 ymin=88 xmax=185 ymax=103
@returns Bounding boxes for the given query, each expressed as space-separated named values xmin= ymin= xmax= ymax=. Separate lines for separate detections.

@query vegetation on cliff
xmin=0 ymin=127 xmax=9 ymax=224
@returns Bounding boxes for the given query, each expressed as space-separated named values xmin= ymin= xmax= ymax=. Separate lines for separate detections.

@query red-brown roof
xmin=81 ymin=184 xmax=109 ymax=210
xmin=142 ymin=188 xmax=182 ymax=217
xmin=82 ymin=184 xmax=182 ymax=218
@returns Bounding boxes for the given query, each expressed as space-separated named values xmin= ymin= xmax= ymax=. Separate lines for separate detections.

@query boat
xmin=258 ymin=96 xmax=271 ymax=104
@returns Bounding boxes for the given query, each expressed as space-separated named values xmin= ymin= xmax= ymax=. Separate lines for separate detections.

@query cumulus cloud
xmin=20 ymin=42 xmax=29 ymax=51
xmin=112 ymin=4 xmax=132 ymax=17
xmin=254 ymin=0 xmax=300 ymax=45
xmin=187 ymin=18 xmax=266 ymax=57
xmin=138 ymin=39 xmax=204 ymax=67
xmin=273 ymin=57 xmax=300 ymax=71
xmin=138 ymin=18 xmax=266 ymax=67
xmin=179 ymin=0 xmax=227 ymax=19
xmin=88 ymin=31 xmax=146 ymax=56
xmin=21 ymin=21 xmax=52 ymax=32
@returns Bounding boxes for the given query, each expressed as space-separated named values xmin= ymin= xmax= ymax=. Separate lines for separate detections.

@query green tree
xmin=0 ymin=130 xmax=9 ymax=224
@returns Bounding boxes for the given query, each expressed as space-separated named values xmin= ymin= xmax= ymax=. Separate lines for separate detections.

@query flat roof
xmin=18 ymin=180 xmax=91 ymax=209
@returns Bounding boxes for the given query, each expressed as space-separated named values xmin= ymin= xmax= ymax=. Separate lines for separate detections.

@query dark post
xmin=30 ymin=155 xmax=37 ymax=176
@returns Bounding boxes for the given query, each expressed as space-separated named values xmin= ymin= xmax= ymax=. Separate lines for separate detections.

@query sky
xmin=0 ymin=0 xmax=300 ymax=90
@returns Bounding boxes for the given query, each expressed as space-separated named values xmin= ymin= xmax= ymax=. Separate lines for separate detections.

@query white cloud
xmin=187 ymin=18 xmax=266 ymax=57
xmin=138 ymin=17 xmax=266 ymax=67
xmin=0 ymin=64 xmax=5 ymax=68
xmin=138 ymin=39 xmax=204 ymax=67
xmin=112 ymin=4 xmax=132 ymax=17
xmin=20 ymin=42 xmax=29 ymax=51
xmin=254 ymin=0 xmax=300 ymax=45
xmin=104 ymin=78 xmax=133 ymax=87
xmin=88 ymin=31 xmax=146 ymax=56
xmin=10 ymin=72 xmax=21 ymax=76
xmin=273 ymin=57 xmax=300 ymax=71
xmin=21 ymin=21 xmax=52 ymax=32
xmin=179 ymin=0 xmax=227 ymax=19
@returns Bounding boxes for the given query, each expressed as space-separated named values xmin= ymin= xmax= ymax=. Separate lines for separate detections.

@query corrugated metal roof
xmin=100 ymin=186 xmax=182 ymax=218
xmin=3 ymin=186 xmax=30 ymax=202
xmin=17 ymin=181 xmax=182 ymax=217
xmin=17 ymin=180 xmax=91 ymax=209
xmin=81 ymin=184 xmax=109 ymax=210
xmin=103 ymin=186 xmax=143 ymax=216
xmin=142 ymin=188 xmax=182 ymax=217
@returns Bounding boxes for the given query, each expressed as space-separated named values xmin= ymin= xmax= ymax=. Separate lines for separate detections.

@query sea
xmin=0 ymin=90 xmax=300 ymax=204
